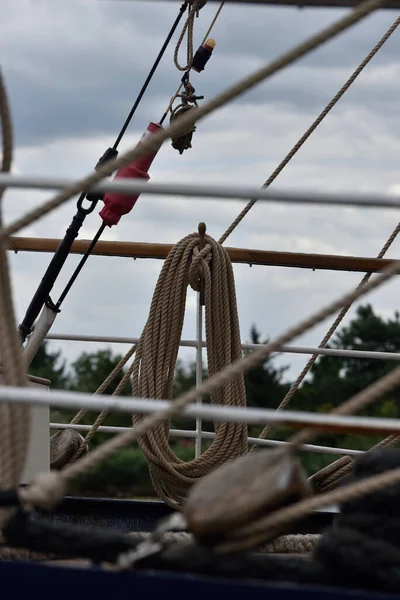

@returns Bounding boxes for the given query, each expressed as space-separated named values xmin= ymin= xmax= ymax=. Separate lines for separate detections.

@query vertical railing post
xmin=195 ymin=222 xmax=206 ymax=458
xmin=195 ymin=291 xmax=203 ymax=458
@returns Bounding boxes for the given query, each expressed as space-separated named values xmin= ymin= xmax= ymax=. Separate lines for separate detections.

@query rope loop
xmin=188 ymin=240 xmax=211 ymax=293
xmin=130 ymin=231 xmax=248 ymax=509
xmin=174 ymin=1 xmax=207 ymax=72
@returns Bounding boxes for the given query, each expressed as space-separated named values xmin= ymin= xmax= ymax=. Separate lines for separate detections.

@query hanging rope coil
xmin=130 ymin=231 xmax=248 ymax=509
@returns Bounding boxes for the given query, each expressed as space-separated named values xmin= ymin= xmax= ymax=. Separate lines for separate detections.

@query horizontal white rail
xmin=50 ymin=421 xmax=363 ymax=457
xmin=2 ymin=173 xmax=400 ymax=210
xmin=2 ymin=385 xmax=400 ymax=436
xmin=45 ymin=333 xmax=400 ymax=361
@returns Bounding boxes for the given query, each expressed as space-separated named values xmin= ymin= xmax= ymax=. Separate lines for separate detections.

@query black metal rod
xmin=18 ymin=205 xmax=88 ymax=341
xmin=19 ymin=6 xmax=187 ymax=341
xmin=113 ymin=1 xmax=188 ymax=149
xmin=56 ymin=222 xmax=106 ymax=309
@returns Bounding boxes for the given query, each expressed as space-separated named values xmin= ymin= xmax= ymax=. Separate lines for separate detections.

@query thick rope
xmin=174 ymin=2 xmax=199 ymax=71
xmin=308 ymin=403 xmax=400 ymax=494
xmin=0 ymin=67 xmax=30 ymax=529
xmin=0 ymin=0 xmax=385 ymax=244
xmin=130 ymin=232 xmax=247 ymax=508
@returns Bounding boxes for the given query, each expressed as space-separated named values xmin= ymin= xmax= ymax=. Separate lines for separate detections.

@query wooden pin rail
xmin=8 ymin=236 xmax=399 ymax=274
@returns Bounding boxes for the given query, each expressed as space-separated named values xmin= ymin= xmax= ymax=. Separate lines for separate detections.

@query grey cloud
xmin=2 ymin=1 xmax=400 ymax=147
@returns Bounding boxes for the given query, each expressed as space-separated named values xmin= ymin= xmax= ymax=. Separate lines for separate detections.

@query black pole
xmin=18 ymin=4 xmax=188 ymax=342
xmin=56 ymin=222 xmax=106 ymax=309
xmin=113 ymin=2 xmax=188 ymax=150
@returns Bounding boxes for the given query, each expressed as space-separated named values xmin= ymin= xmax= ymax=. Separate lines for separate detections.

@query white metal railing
xmin=2 ymin=173 xmax=400 ymax=211
xmin=45 ymin=325 xmax=400 ymax=459
xmin=46 ymin=333 xmax=400 ymax=362
xmin=49 ymin=422 xmax=363 ymax=457
xmin=3 ymin=385 xmax=400 ymax=437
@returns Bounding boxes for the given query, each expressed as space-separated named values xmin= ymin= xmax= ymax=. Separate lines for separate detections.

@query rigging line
xmin=0 ymin=68 xmax=29 ymax=532
xmin=249 ymin=14 xmax=400 ymax=448
xmin=218 ymin=15 xmax=400 ymax=246
xmin=17 ymin=3 xmax=188 ymax=338
xmin=55 ymin=223 xmax=106 ymax=309
xmin=160 ymin=1 xmax=225 ymax=124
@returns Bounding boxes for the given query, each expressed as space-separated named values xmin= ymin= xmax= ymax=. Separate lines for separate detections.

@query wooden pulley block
xmin=184 ymin=448 xmax=311 ymax=546
xmin=50 ymin=429 xmax=88 ymax=470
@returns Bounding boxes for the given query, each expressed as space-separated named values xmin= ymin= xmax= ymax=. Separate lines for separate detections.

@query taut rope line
xmin=0 ymin=68 xmax=30 ymax=530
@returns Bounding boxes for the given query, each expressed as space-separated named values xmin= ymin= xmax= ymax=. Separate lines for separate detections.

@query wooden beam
xmin=8 ymin=236 xmax=397 ymax=274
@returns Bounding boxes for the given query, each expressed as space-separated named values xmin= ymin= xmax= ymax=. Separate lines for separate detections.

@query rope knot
xmin=189 ymin=237 xmax=211 ymax=293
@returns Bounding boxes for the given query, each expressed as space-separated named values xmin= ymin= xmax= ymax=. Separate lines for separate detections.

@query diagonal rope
xmin=218 ymin=15 xmax=400 ymax=245
xmin=0 ymin=67 xmax=30 ymax=529
xmin=0 ymin=0 xmax=385 ymax=243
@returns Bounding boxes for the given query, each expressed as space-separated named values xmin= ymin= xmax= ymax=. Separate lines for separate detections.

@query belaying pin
xmin=191 ymin=39 xmax=216 ymax=73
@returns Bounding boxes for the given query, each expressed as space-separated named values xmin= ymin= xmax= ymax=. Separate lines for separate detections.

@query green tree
xmin=244 ymin=324 xmax=290 ymax=409
xmin=69 ymin=348 xmax=131 ymax=396
xmin=29 ymin=341 xmax=69 ymax=389
xmin=292 ymin=304 xmax=400 ymax=474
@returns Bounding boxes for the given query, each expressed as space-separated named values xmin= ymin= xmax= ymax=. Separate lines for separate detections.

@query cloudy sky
xmin=2 ymin=0 xmax=400 ymax=388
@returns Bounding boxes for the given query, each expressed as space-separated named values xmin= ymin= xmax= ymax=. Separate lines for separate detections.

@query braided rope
xmin=174 ymin=2 xmax=199 ymax=71
xmin=130 ymin=232 xmax=247 ymax=508
xmin=0 ymin=67 xmax=30 ymax=530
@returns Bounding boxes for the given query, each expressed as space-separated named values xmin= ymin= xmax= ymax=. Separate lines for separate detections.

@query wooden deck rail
xmin=8 ymin=236 xmax=399 ymax=274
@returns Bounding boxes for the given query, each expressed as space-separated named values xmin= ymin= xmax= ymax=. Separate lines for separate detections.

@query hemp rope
xmin=0 ymin=67 xmax=30 ymax=531
xmin=174 ymin=2 xmax=201 ymax=72
xmin=130 ymin=232 xmax=247 ymax=509
xmin=0 ymin=0 xmax=385 ymax=243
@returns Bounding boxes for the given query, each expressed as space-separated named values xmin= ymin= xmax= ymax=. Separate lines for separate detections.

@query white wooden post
xmin=0 ymin=372 xmax=50 ymax=483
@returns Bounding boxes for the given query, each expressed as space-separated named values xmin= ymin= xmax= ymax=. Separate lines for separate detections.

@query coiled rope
xmin=130 ymin=231 xmax=247 ymax=509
